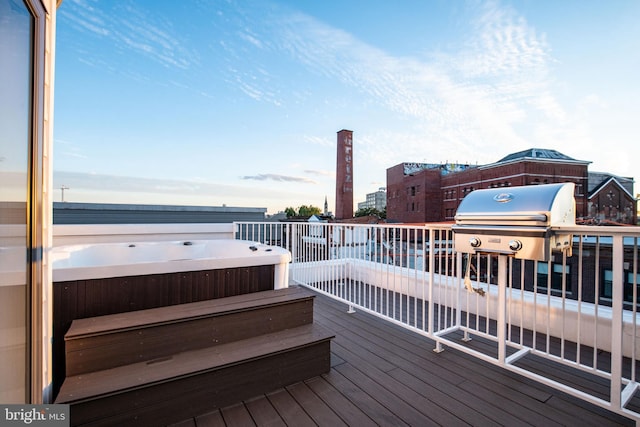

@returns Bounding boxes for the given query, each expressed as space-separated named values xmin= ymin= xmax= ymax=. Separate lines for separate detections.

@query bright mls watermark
xmin=0 ymin=405 xmax=69 ymax=426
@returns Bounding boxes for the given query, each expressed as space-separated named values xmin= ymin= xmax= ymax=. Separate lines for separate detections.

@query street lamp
xmin=60 ymin=185 xmax=69 ymax=202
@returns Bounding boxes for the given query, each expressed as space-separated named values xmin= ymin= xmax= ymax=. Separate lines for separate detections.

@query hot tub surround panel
xmin=53 ymin=265 xmax=274 ymax=398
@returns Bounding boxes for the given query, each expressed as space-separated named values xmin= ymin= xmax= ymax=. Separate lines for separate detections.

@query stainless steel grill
xmin=452 ymin=183 xmax=576 ymax=261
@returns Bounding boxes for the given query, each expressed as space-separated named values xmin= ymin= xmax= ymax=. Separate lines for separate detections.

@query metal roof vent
xmin=452 ymin=183 xmax=576 ymax=261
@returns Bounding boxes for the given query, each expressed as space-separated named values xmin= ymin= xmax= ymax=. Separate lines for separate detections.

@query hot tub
xmin=50 ymin=239 xmax=291 ymax=394
xmin=52 ymin=239 xmax=290 ymax=287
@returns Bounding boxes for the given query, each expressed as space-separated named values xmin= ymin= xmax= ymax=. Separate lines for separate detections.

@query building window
xmin=602 ymin=270 xmax=613 ymax=300
xmin=601 ymin=270 xmax=640 ymax=304
xmin=536 ymin=262 xmax=570 ymax=294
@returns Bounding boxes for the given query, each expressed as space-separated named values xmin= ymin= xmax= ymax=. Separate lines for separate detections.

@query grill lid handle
xmin=454 ymin=213 xmax=548 ymax=222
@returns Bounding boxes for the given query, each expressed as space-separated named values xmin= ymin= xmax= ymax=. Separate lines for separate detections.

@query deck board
xmin=194 ymin=408 xmax=227 ymax=427
xmin=321 ymin=370 xmax=409 ymax=426
xmin=285 ymin=381 xmax=348 ymax=427
xmin=333 ymin=362 xmax=445 ymax=427
xmin=171 ymin=289 xmax=636 ymax=427
xmin=303 ymin=375 xmax=377 ymax=427
xmin=244 ymin=396 xmax=287 ymax=427
xmin=265 ymin=389 xmax=316 ymax=427
xmin=219 ymin=403 xmax=256 ymax=427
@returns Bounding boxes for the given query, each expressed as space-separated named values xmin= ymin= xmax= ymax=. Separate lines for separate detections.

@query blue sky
xmin=53 ymin=0 xmax=640 ymax=214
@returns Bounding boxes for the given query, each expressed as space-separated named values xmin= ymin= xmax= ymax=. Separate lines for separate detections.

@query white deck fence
xmin=235 ymin=221 xmax=640 ymax=422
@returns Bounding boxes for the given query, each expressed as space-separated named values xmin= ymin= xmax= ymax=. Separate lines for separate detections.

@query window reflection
xmin=0 ymin=0 xmax=34 ymax=403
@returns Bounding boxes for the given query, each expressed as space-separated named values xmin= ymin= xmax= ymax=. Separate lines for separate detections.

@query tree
xmin=284 ymin=205 xmax=322 ymax=218
xmin=298 ymin=205 xmax=321 ymax=217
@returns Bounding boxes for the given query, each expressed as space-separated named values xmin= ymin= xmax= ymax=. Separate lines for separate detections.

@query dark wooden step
xmin=64 ymin=286 xmax=315 ymax=376
xmin=55 ymin=323 xmax=335 ymax=427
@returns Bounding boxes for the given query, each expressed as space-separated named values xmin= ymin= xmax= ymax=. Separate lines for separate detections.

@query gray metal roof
xmin=497 ymin=148 xmax=581 ymax=163
xmin=53 ymin=202 xmax=267 ymax=224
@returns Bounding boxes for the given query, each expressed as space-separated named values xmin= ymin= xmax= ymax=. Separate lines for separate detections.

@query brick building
xmin=586 ymin=173 xmax=637 ymax=225
xmin=386 ymin=163 xmax=449 ymax=223
xmin=387 ymin=148 xmax=637 ymax=225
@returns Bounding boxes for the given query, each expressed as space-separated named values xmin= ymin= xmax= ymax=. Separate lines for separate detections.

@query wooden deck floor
xmin=169 ymin=289 xmax=636 ymax=427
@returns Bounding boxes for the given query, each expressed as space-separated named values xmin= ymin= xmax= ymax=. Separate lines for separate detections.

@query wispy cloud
xmin=303 ymin=135 xmax=333 ymax=147
xmin=244 ymin=0 xmax=563 ymax=164
xmin=268 ymin=11 xmax=439 ymax=119
xmin=461 ymin=2 xmax=550 ymax=77
xmin=240 ymin=173 xmax=316 ymax=184
xmin=60 ymin=0 xmax=198 ymax=71
xmin=238 ymin=29 xmax=265 ymax=49
xmin=59 ymin=0 xmax=110 ymax=36
xmin=54 ymin=138 xmax=88 ymax=160
xmin=304 ymin=169 xmax=334 ymax=178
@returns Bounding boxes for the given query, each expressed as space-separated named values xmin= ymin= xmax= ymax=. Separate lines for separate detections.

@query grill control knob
xmin=469 ymin=237 xmax=481 ymax=248
xmin=508 ymin=240 xmax=523 ymax=251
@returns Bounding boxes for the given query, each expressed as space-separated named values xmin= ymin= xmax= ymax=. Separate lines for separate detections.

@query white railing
xmin=235 ymin=220 xmax=640 ymax=422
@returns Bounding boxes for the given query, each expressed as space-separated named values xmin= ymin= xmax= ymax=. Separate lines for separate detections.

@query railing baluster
xmin=594 ymin=236 xmax=600 ymax=371
xmin=576 ymin=236 xmax=583 ymax=367
xmin=632 ymin=237 xmax=639 ymax=383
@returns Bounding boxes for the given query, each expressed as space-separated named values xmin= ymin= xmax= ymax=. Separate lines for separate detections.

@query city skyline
xmin=52 ymin=0 xmax=640 ymax=213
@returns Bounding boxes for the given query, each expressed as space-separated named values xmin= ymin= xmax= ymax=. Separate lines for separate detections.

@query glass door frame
xmin=24 ymin=0 xmax=48 ymax=404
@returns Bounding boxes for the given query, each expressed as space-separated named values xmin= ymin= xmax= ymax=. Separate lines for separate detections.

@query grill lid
xmin=452 ymin=183 xmax=576 ymax=261
xmin=454 ymin=182 xmax=575 ymax=228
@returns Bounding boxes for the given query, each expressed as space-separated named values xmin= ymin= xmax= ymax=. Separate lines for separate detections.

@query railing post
xmin=610 ymin=235 xmax=624 ymax=411
xmin=290 ymin=224 xmax=298 ymax=283
xmin=497 ymin=254 xmax=507 ymax=364
xmin=428 ymin=228 xmax=435 ymax=338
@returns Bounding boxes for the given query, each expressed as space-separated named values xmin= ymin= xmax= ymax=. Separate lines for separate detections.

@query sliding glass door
xmin=0 ymin=0 xmax=40 ymax=403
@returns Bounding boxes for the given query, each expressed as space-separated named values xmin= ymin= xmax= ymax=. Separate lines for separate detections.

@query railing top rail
xmin=554 ymin=224 xmax=640 ymax=236
xmin=236 ymin=221 xmax=640 ymax=238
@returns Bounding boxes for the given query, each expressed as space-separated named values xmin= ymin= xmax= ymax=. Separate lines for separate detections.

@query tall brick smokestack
xmin=335 ymin=129 xmax=353 ymax=219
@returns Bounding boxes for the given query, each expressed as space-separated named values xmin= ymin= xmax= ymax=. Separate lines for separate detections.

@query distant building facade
xmin=357 ymin=187 xmax=386 ymax=212
xmin=387 ymin=148 xmax=637 ymax=225
xmin=386 ymin=162 xmax=475 ymax=223
xmin=586 ymin=173 xmax=637 ymax=225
